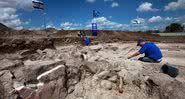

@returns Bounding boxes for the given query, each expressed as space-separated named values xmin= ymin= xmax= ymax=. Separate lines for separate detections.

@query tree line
xmin=164 ymin=23 xmax=184 ymax=33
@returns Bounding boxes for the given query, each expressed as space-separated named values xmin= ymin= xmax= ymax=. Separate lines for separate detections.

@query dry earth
xmin=0 ymin=41 xmax=185 ymax=99
xmin=0 ymin=24 xmax=185 ymax=99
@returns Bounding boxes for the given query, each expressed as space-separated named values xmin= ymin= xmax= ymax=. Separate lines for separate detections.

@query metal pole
xmin=41 ymin=0 xmax=46 ymax=30
xmin=43 ymin=11 xmax=46 ymax=30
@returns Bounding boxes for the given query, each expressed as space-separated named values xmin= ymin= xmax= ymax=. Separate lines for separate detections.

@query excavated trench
xmin=0 ymin=38 xmax=55 ymax=53
xmin=0 ymin=38 xmax=185 ymax=99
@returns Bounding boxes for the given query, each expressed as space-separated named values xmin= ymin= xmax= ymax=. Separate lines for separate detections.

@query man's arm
xmin=128 ymin=52 xmax=140 ymax=59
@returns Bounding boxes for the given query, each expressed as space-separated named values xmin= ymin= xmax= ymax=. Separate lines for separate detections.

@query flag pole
xmin=42 ymin=10 xmax=46 ymax=30
xmin=42 ymin=0 xmax=46 ymax=30
xmin=92 ymin=10 xmax=99 ymax=36
xmin=32 ymin=0 xmax=46 ymax=30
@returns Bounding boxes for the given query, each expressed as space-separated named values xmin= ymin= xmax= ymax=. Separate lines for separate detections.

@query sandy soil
xmin=56 ymin=42 xmax=185 ymax=66
xmin=1 ymin=24 xmax=185 ymax=99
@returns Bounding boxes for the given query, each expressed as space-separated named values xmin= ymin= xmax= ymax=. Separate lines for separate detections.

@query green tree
xmin=165 ymin=23 xmax=184 ymax=32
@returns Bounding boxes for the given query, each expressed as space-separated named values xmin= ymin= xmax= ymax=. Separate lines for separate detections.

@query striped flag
xmin=32 ymin=0 xmax=44 ymax=10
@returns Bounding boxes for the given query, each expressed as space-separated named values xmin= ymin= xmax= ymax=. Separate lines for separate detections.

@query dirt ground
xmin=55 ymin=42 xmax=185 ymax=99
xmin=0 ymin=29 xmax=185 ymax=99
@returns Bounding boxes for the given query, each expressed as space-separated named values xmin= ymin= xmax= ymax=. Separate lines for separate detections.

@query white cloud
xmin=46 ymin=23 xmax=59 ymax=30
xmin=131 ymin=17 xmax=145 ymax=25
xmin=86 ymin=0 xmax=96 ymax=3
xmin=148 ymin=16 xmax=163 ymax=23
xmin=130 ymin=17 xmax=148 ymax=31
xmin=61 ymin=22 xmax=82 ymax=30
xmin=29 ymin=27 xmax=41 ymax=30
xmin=165 ymin=0 xmax=185 ymax=11
xmin=137 ymin=2 xmax=159 ymax=12
xmin=86 ymin=17 xmax=128 ymax=30
xmin=15 ymin=26 xmax=24 ymax=30
xmin=0 ymin=8 xmax=17 ymax=21
xmin=111 ymin=2 xmax=119 ymax=8
xmin=175 ymin=16 xmax=185 ymax=25
xmin=165 ymin=17 xmax=173 ymax=21
xmin=0 ymin=0 xmax=32 ymax=29
xmin=0 ymin=0 xmax=32 ymax=10
xmin=0 ymin=8 xmax=23 ymax=29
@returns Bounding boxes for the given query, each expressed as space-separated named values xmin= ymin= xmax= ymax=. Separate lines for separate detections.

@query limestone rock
xmin=37 ymin=65 xmax=65 ymax=83
xmin=23 ymin=59 xmax=64 ymax=82
xmin=161 ymin=79 xmax=185 ymax=99
xmin=0 ymin=70 xmax=14 ymax=99
xmin=145 ymin=73 xmax=185 ymax=99
xmin=0 ymin=59 xmax=16 ymax=70
xmin=97 ymin=70 xmax=110 ymax=79
xmin=100 ymin=80 xmax=112 ymax=90
xmin=36 ymin=77 xmax=67 ymax=99
xmin=82 ymin=61 xmax=110 ymax=74
xmin=18 ymin=87 xmax=35 ymax=99
xmin=108 ymin=75 xmax=118 ymax=83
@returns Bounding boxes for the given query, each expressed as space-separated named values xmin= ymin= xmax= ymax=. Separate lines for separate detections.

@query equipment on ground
xmin=161 ymin=64 xmax=179 ymax=78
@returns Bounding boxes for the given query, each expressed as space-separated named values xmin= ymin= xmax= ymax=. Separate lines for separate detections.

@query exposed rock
xmin=108 ymin=75 xmax=118 ymax=83
xmin=81 ymin=61 xmax=110 ymax=74
xmin=160 ymin=79 xmax=185 ymax=99
xmin=17 ymin=87 xmax=35 ymax=99
xmin=13 ymin=67 xmax=25 ymax=82
xmin=36 ymin=77 xmax=67 ymax=99
xmin=2 ymin=53 xmax=23 ymax=60
xmin=100 ymin=80 xmax=112 ymax=90
xmin=36 ymin=49 xmax=43 ymax=55
xmin=0 ymin=38 xmax=55 ymax=53
xmin=144 ymin=73 xmax=185 ymax=99
xmin=147 ymin=73 xmax=174 ymax=87
xmin=13 ymin=81 xmax=25 ymax=91
xmin=1 ymin=36 xmax=185 ymax=99
xmin=66 ymin=66 xmax=82 ymax=88
xmin=111 ymin=47 xmax=118 ymax=51
xmin=118 ymin=69 xmax=128 ymax=78
xmin=14 ymin=62 xmax=82 ymax=99
xmin=97 ymin=70 xmax=110 ymax=79
xmin=37 ymin=65 xmax=65 ymax=83
xmin=0 ymin=59 xmax=16 ymax=70
xmin=23 ymin=59 xmax=64 ymax=82
xmin=118 ymin=69 xmax=135 ymax=83
xmin=94 ymin=48 xmax=102 ymax=52
xmin=0 ymin=70 xmax=14 ymax=99
xmin=68 ymin=86 xmax=75 ymax=94
xmin=20 ymin=49 xmax=36 ymax=56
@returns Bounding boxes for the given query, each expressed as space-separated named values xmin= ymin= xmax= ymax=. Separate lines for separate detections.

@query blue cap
xmin=137 ymin=38 xmax=144 ymax=46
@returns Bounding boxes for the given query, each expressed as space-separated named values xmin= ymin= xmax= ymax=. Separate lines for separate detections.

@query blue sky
xmin=0 ymin=0 xmax=185 ymax=31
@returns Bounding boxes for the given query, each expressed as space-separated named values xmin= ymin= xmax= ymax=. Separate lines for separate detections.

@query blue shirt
xmin=84 ymin=37 xmax=90 ymax=46
xmin=139 ymin=42 xmax=162 ymax=61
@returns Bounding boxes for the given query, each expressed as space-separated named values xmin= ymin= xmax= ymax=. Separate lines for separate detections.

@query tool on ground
xmin=118 ymin=77 xmax=123 ymax=93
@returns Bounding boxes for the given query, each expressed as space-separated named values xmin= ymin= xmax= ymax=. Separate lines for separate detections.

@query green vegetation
xmin=165 ymin=23 xmax=184 ymax=33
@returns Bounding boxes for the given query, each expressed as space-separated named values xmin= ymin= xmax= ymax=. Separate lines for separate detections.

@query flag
xmin=92 ymin=23 xmax=98 ymax=36
xmin=32 ymin=0 xmax=44 ymax=10
xmin=93 ymin=10 xmax=100 ymax=18
xmin=92 ymin=23 xmax=97 ymax=30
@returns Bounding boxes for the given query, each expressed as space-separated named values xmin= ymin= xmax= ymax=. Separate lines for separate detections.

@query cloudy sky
xmin=0 ymin=0 xmax=185 ymax=31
